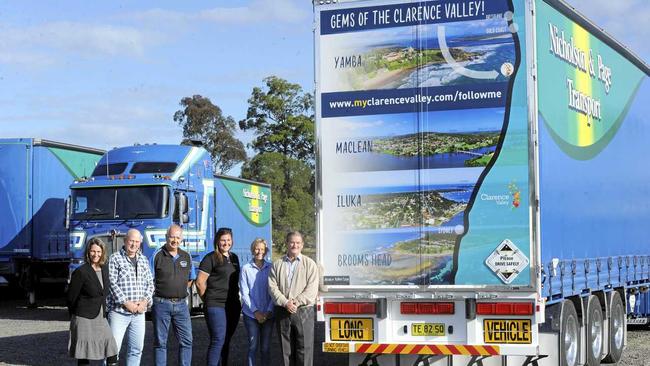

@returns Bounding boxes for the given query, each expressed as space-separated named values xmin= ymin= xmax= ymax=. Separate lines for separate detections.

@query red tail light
xmin=476 ymin=302 xmax=534 ymax=315
xmin=324 ymin=302 xmax=376 ymax=314
xmin=400 ymin=302 xmax=455 ymax=315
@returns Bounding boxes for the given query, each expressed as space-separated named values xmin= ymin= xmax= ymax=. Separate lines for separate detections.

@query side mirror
xmin=64 ymin=196 xmax=71 ymax=229
xmin=174 ymin=192 xmax=190 ymax=224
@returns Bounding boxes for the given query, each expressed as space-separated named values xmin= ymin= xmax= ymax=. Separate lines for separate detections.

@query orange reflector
xmin=400 ymin=302 xmax=455 ymax=315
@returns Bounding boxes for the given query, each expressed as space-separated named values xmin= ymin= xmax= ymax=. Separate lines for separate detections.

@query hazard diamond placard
xmin=485 ymin=239 xmax=529 ymax=284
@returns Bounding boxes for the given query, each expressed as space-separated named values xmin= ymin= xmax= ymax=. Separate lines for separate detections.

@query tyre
xmin=586 ymin=295 xmax=604 ymax=366
xmin=560 ymin=300 xmax=580 ymax=366
xmin=602 ymin=291 xmax=625 ymax=363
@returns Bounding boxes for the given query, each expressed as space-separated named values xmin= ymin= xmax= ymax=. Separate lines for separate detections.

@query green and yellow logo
xmin=536 ymin=0 xmax=645 ymax=160
xmin=221 ymin=179 xmax=271 ymax=226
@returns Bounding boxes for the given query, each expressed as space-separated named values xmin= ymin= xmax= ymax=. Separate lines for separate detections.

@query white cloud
xmin=0 ymin=21 xmax=161 ymax=67
xmin=0 ymin=51 xmax=55 ymax=67
xmin=565 ymin=0 xmax=650 ymax=63
xmin=129 ymin=0 xmax=308 ymax=26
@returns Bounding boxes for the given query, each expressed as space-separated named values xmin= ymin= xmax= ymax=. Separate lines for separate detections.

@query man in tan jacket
xmin=268 ymin=231 xmax=319 ymax=366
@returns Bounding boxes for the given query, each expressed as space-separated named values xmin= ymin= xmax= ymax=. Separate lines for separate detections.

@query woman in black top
xmin=67 ymin=238 xmax=118 ymax=365
xmin=196 ymin=227 xmax=241 ymax=366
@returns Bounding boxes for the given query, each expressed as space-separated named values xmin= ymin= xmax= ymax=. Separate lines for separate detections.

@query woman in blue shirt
xmin=239 ymin=238 xmax=274 ymax=366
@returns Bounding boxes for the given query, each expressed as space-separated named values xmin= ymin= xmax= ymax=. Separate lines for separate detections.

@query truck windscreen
xmin=72 ymin=186 xmax=169 ymax=220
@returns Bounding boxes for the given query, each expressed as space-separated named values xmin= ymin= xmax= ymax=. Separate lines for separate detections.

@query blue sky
xmin=1 ymin=0 xmax=648 ymax=174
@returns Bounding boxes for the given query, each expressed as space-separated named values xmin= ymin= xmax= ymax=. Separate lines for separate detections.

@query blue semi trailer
xmin=68 ymin=142 xmax=272 ymax=309
xmin=315 ymin=0 xmax=650 ymax=365
xmin=0 ymin=138 xmax=104 ymax=303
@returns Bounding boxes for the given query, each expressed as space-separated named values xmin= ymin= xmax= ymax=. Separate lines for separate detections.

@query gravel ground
xmin=0 ymin=287 xmax=343 ymax=366
xmin=1 ymin=288 xmax=649 ymax=365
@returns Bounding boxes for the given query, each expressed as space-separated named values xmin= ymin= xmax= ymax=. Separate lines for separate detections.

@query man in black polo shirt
xmin=151 ymin=224 xmax=195 ymax=366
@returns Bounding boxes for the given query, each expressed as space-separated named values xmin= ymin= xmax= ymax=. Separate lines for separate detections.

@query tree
xmin=239 ymin=76 xmax=316 ymax=255
xmin=239 ymin=76 xmax=315 ymax=164
xmin=241 ymin=152 xmax=314 ymax=254
xmin=173 ymin=95 xmax=246 ymax=174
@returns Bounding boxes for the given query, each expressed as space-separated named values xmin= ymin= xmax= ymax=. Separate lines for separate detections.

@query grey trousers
xmin=275 ymin=305 xmax=315 ymax=366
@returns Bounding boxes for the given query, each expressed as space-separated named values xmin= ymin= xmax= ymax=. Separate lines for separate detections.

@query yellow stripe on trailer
xmin=351 ymin=343 xmax=501 ymax=356
xmin=250 ymin=185 xmax=260 ymax=223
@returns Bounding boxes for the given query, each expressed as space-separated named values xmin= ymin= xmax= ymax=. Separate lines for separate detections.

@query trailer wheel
xmin=602 ymin=291 xmax=625 ymax=363
xmin=560 ymin=300 xmax=580 ymax=366
xmin=586 ymin=295 xmax=604 ymax=366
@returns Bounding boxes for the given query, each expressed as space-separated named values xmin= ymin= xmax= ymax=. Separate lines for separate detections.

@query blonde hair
xmin=250 ymin=238 xmax=268 ymax=256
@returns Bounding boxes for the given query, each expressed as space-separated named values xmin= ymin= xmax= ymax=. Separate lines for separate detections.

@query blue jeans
xmin=204 ymin=306 xmax=227 ymax=366
xmin=243 ymin=314 xmax=274 ymax=366
xmin=108 ymin=311 xmax=145 ymax=366
xmin=152 ymin=297 xmax=193 ymax=366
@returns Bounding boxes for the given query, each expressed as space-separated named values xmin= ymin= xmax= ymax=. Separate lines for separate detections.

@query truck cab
xmin=68 ymin=143 xmax=272 ymax=309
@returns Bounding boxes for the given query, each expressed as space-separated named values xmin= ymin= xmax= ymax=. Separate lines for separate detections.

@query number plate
xmin=411 ymin=323 xmax=445 ymax=336
xmin=483 ymin=319 xmax=532 ymax=344
xmin=330 ymin=318 xmax=374 ymax=341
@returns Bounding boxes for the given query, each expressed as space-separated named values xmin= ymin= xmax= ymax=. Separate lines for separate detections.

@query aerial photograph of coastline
xmin=321 ymin=18 xmax=516 ymax=92
xmin=341 ymin=229 xmax=459 ymax=285
xmin=325 ymin=108 xmax=505 ymax=171
xmin=333 ymin=179 xmax=473 ymax=285
xmin=339 ymin=185 xmax=471 ymax=230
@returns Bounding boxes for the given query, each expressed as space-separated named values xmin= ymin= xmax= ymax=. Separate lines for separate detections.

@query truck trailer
xmin=314 ymin=0 xmax=650 ymax=365
xmin=0 ymin=138 xmax=104 ymax=303
xmin=68 ymin=143 xmax=272 ymax=309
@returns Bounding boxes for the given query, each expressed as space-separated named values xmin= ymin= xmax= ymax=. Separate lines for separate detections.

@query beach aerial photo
xmin=323 ymin=18 xmax=516 ymax=92
xmin=335 ymin=181 xmax=473 ymax=285
xmin=347 ymin=230 xmax=459 ymax=285
xmin=352 ymin=46 xmax=481 ymax=90
xmin=340 ymin=189 xmax=466 ymax=230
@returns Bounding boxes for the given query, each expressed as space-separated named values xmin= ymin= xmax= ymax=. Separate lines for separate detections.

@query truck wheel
xmin=586 ymin=295 xmax=604 ymax=366
xmin=602 ymin=291 xmax=625 ymax=363
xmin=560 ymin=300 xmax=580 ymax=366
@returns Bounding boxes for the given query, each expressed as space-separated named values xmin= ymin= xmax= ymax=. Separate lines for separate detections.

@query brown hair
xmin=213 ymin=227 xmax=233 ymax=265
xmin=85 ymin=237 xmax=107 ymax=266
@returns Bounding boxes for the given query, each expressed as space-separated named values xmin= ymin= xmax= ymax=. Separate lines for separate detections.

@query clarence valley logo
xmin=480 ymin=181 xmax=521 ymax=209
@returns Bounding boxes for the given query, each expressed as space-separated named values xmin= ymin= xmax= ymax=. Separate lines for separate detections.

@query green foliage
xmin=173 ymin=95 xmax=246 ymax=174
xmin=239 ymin=76 xmax=315 ymax=164
xmin=241 ymin=152 xmax=314 ymax=254
xmin=239 ymin=76 xmax=316 ymax=256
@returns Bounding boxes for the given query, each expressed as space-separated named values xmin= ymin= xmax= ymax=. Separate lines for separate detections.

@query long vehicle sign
xmin=483 ymin=319 xmax=532 ymax=344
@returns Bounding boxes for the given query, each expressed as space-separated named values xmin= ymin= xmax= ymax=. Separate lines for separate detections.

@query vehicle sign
xmin=330 ymin=318 xmax=374 ymax=341
xmin=483 ymin=319 xmax=532 ymax=344
xmin=411 ymin=323 xmax=445 ymax=336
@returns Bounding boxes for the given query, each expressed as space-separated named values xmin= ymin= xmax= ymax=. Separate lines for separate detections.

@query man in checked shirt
xmin=107 ymin=228 xmax=155 ymax=365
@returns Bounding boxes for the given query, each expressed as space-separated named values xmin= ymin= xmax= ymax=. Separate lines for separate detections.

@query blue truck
xmin=67 ymin=142 xmax=272 ymax=309
xmin=0 ymin=138 xmax=104 ymax=303
xmin=315 ymin=0 xmax=650 ymax=365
